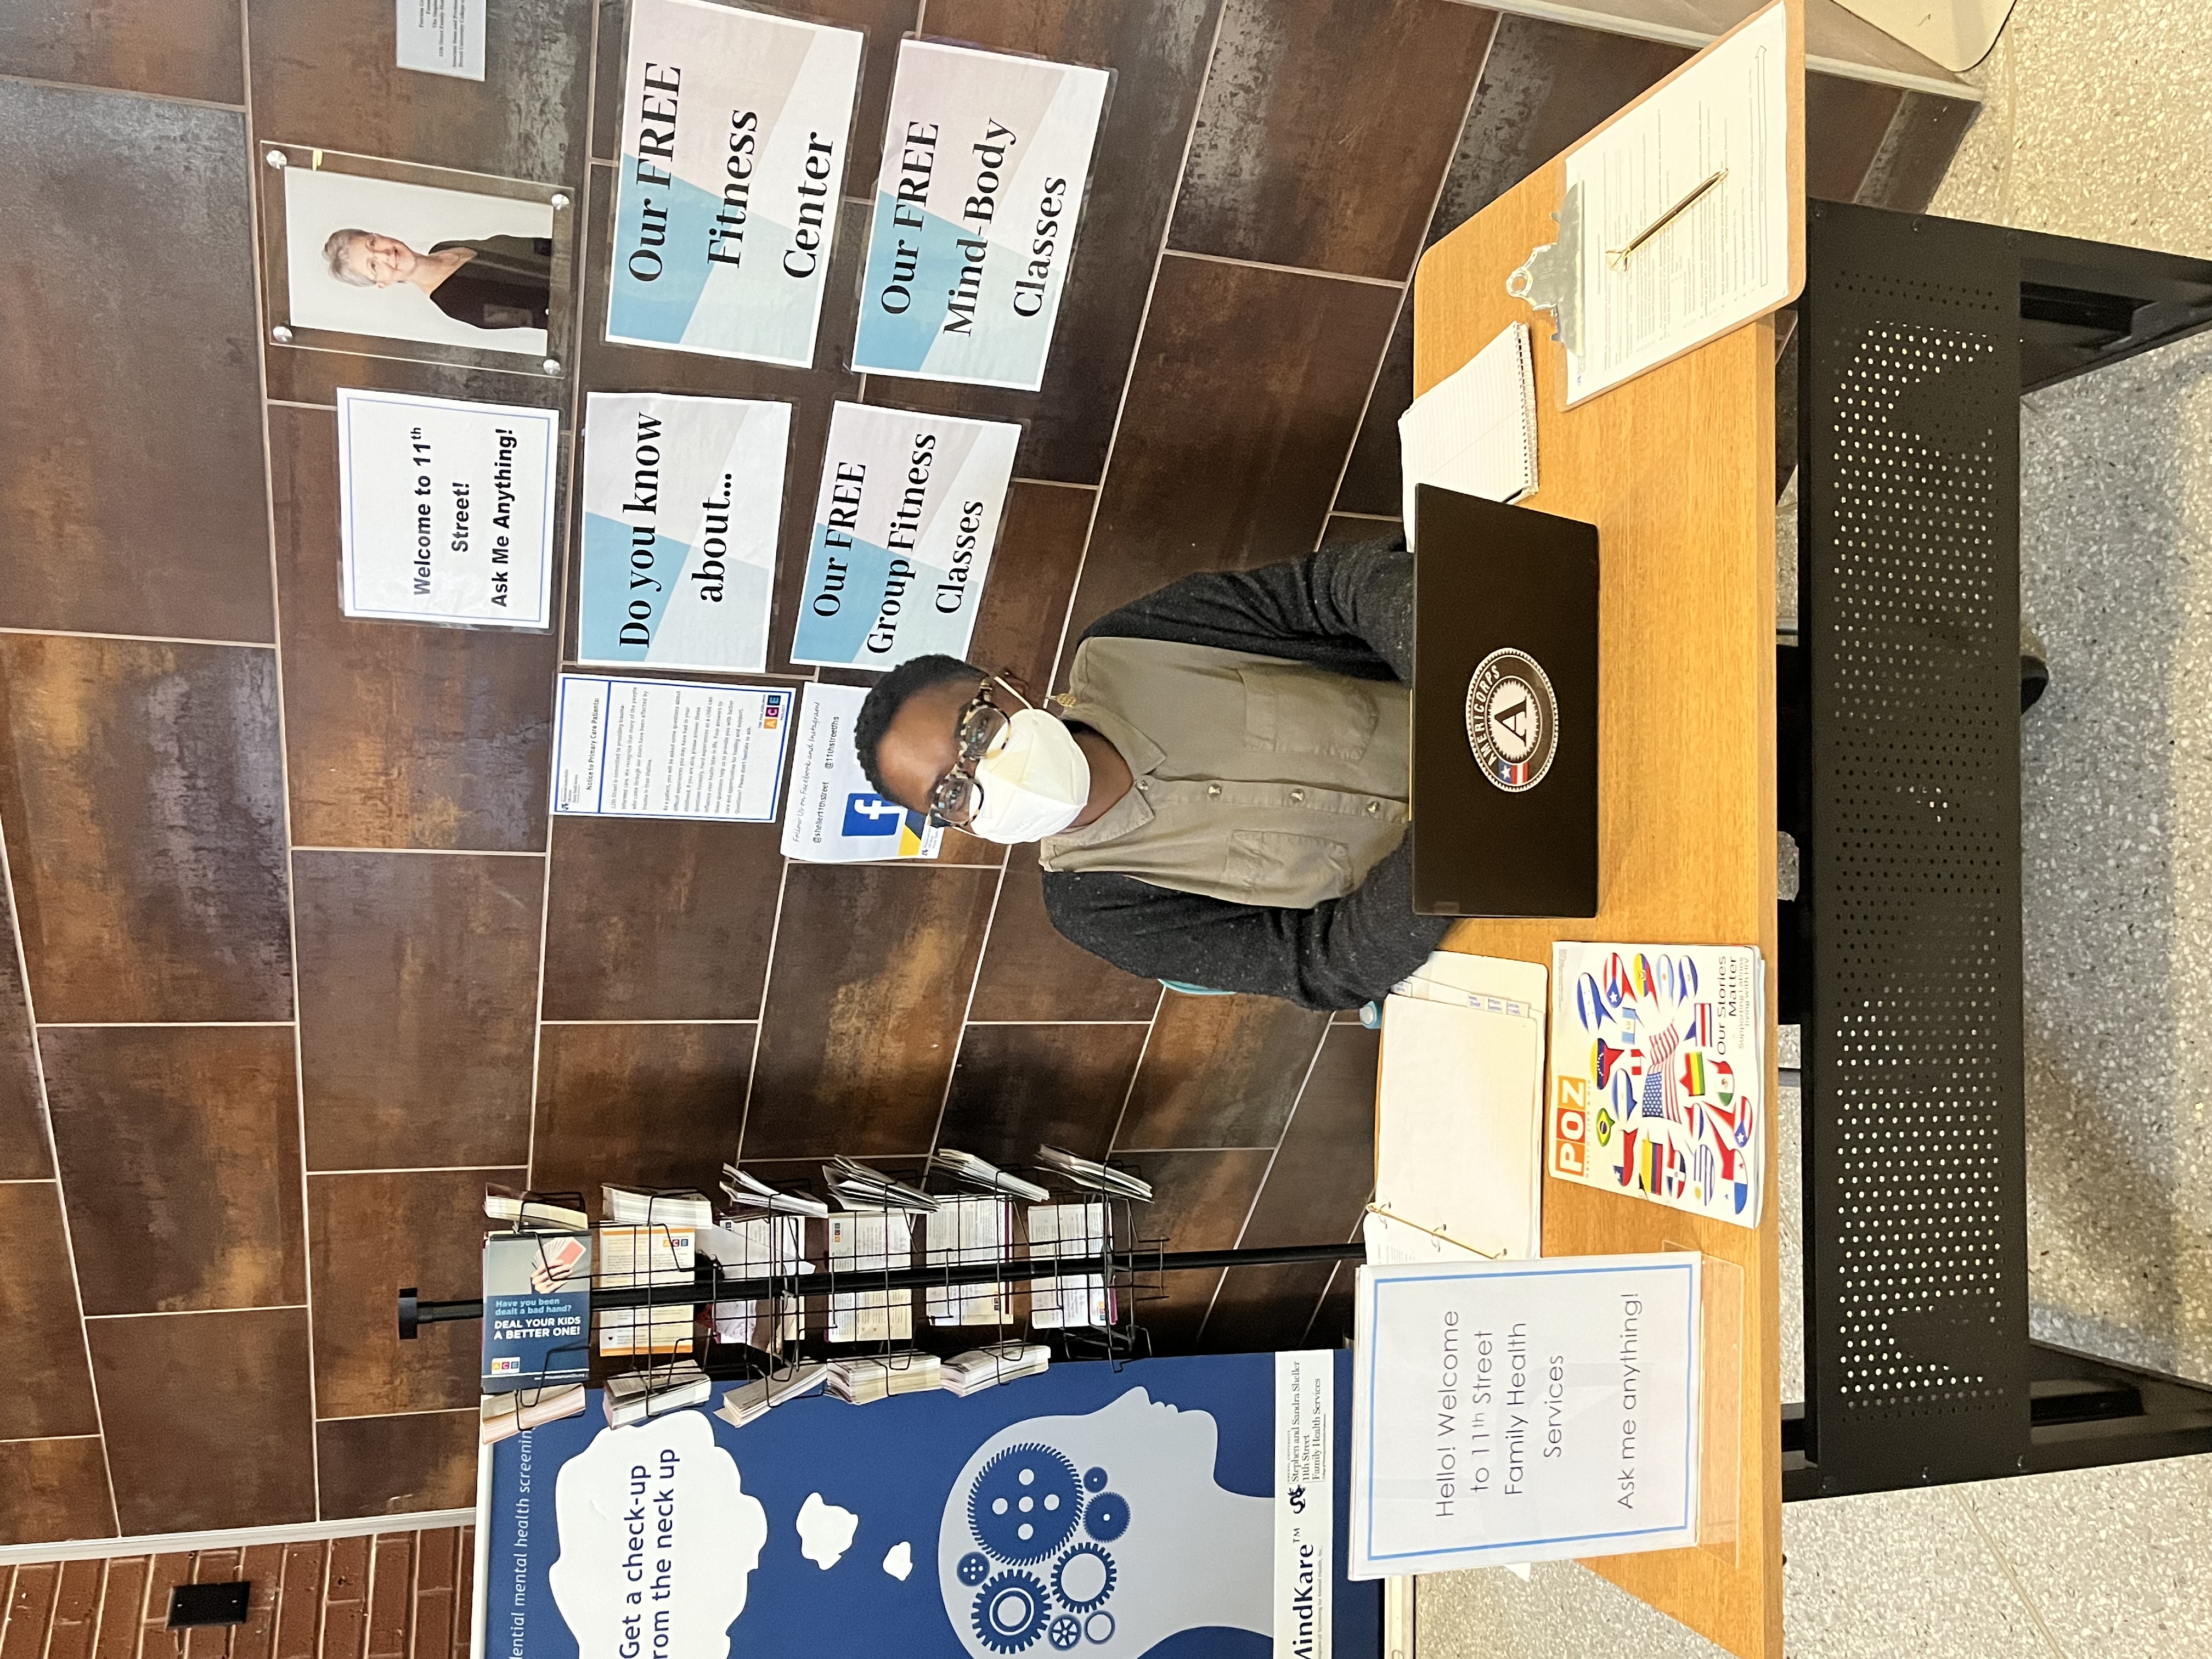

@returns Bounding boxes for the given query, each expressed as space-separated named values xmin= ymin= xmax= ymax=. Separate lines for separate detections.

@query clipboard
xmin=1506 ymin=0 xmax=1807 ymax=407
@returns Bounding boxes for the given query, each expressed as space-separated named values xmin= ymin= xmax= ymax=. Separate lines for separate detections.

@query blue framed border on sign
xmin=1357 ymin=1259 xmax=1701 ymax=1564
xmin=549 ymin=673 xmax=791 ymax=823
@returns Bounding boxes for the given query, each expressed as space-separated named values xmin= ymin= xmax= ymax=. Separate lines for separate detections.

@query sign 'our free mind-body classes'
xmin=608 ymin=0 xmax=861 ymax=366
xmin=853 ymin=41 xmax=1110 ymax=391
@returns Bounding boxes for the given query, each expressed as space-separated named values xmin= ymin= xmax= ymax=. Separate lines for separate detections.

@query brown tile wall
xmin=0 ymin=0 xmax=1977 ymax=1545
xmin=0 ymin=1528 xmax=474 ymax=1659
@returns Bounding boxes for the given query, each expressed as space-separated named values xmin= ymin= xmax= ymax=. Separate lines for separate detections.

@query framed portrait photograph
xmin=257 ymin=144 xmax=575 ymax=376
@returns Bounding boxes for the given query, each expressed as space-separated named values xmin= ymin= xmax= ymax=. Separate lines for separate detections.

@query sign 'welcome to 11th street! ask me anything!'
xmin=789 ymin=402 xmax=1019 ymax=671
xmin=335 ymin=387 xmax=557 ymax=629
xmin=853 ymin=41 xmax=1110 ymax=391
xmin=608 ymin=0 xmax=862 ymax=365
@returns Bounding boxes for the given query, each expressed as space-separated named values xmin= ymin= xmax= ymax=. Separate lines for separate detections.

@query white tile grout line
xmin=540 ymin=1018 xmax=759 ymax=1026
xmin=35 ymin=1022 xmax=294 ymax=1030
xmin=1164 ymin=247 xmax=1407 ymax=290
xmin=306 ymin=1166 xmax=529 ymax=1180
xmin=0 ymin=626 xmax=275 ymax=651
xmin=920 ymin=861 xmax=1013 ymax=1161
xmin=1039 ymin=0 xmax=1232 ymax=695
xmin=732 ymin=860 xmax=795 ymax=1160
xmin=1951 ymin=1486 xmax=2073 ymax=1659
xmin=1319 ymin=19 xmax=1500 ymax=541
xmin=0 ymin=69 xmax=246 ymax=114
xmin=1099 ymin=1144 xmax=1282 ymax=1156
xmin=527 ymin=38 xmax=606 ymax=1190
xmin=1102 ymin=986 xmax=1169 ymax=1160
xmin=963 ymin=1019 xmax=1154 ymax=1027
xmin=240 ymin=0 xmax=324 ymax=1526
xmin=0 ymin=733 xmax=121 ymax=1539
xmin=312 ymin=1407 xmax=474 ymax=1425
xmin=292 ymin=845 xmax=545 ymax=857
xmin=83 ymin=1306 xmax=309 ymax=1321
xmin=1194 ymin=1022 xmax=1336 ymax=1344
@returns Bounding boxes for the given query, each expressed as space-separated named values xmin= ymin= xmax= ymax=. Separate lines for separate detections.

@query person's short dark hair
xmin=854 ymin=653 xmax=982 ymax=800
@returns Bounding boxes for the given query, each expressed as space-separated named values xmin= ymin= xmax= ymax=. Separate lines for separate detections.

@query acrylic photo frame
xmin=257 ymin=143 xmax=575 ymax=378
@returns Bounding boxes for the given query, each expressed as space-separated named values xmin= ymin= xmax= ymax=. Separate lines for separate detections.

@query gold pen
xmin=1605 ymin=166 xmax=1728 ymax=270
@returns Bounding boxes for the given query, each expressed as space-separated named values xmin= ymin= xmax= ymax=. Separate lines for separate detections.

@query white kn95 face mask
xmin=967 ymin=709 xmax=1092 ymax=843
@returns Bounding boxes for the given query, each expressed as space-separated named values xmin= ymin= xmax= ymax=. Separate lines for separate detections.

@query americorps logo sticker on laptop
xmin=1465 ymin=646 xmax=1559 ymax=792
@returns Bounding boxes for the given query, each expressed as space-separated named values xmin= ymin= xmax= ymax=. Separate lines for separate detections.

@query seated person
xmin=323 ymin=228 xmax=552 ymax=331
xmin=855 ymin=536 xmax=1451 ymax=1011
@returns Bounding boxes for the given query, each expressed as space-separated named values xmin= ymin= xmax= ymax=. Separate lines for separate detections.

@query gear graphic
xmin=971 ymin=1571 xmax=1052 ymax=1654
xmin=1051 ymin=1543 xmax=1116 ymax=1612
xmin=957 ymin=1552 xmax=992 ymax=1588
xmin=1047 ymin=1616 xmax=1081 ymax=1652
xmin=1083 ymin=1611 xmax=1115 ymax=1645
xmin=1082 ymin=1491 xmax=1129 ymax=1543
xmin=968 ymin=1443 xmax=1082 ymax=1563
xmin=1082 ymin=1466 xmax=1109 ymax=1494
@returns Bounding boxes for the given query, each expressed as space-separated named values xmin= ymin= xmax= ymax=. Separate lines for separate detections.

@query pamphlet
xmin=481 ymin=1230 xmax=592 ymax=1393
xmin=1547 ymin=943 xmax=1767 ymax=1227
xmin=780 ymin=682 xmax=943 ymax=861
xmin=551 ymin=674 xmax=791 ymax=822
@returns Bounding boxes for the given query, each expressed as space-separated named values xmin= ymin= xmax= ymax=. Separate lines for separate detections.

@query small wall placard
xmin=335 ymin=387 xmax=557 ymax=629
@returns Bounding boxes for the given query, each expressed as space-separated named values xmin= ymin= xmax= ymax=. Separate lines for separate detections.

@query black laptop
xmin=1410 ymin=484 xmax=1599 ymax=918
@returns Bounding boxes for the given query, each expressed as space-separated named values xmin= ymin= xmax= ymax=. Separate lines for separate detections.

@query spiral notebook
xmin=1398 ymin=320 xmax=1539 ymax=538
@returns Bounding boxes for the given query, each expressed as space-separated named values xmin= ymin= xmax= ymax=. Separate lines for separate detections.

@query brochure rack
xmin=413 ymin=1165 xmax=1368 ymax=1401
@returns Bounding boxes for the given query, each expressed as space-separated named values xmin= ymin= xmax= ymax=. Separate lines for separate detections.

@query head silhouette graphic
xmin=935 ymin=1387 xmax=1268 ymax=1655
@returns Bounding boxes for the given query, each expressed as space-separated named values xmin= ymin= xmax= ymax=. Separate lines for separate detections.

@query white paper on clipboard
xmin=1563 ymin=0 xmax=1796 ymax=405
xmin=1372 ymin=951 xmax=1549 ymax=1263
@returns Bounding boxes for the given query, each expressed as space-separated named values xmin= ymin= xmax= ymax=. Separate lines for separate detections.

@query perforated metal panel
xmin=1799 ymin=205 xmax=2030 ymax=1492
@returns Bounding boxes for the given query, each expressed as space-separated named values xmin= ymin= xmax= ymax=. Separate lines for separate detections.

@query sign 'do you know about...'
xmin=334 ymin=386 xmax=556 ymax=629
xmin=789 ymin=402 xmax=1019 ymax=671
xmin=607 ymin=0 xmax=862 ymax=366
xmin=853 ymin=40 xmax=1110 ymax=391
xmin=578 ymin=392 xmax=789 ymax=674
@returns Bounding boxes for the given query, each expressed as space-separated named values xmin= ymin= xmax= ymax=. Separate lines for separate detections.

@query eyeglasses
xmin=926 ymin=675 xmax=1025 ymax=828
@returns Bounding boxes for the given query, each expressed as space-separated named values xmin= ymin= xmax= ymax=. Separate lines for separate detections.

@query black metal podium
xmin=1780 ymin=200 xmax=2212 ymax=1500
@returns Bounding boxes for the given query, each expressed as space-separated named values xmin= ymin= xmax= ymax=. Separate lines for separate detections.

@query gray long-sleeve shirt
xmin=1039 ymin=535 xmax=1453 ymax=1010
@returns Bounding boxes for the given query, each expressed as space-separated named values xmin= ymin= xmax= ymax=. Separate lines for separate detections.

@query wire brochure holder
xmin=409 ymin=1157 xmax=1369 ymax=1413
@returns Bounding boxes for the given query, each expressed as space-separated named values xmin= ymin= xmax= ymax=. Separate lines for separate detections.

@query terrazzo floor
xmin=1417 ymin=0 xmax=2212 ymax=1652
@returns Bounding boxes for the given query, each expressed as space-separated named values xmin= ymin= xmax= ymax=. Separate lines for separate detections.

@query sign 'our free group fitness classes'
xmin=607 ymin=0 xmax=863 ymax=365
xmin=788 ymin=402 xmax=1018 ymax=672
xmin=853 ymin=40 xmax=1110 ymax=390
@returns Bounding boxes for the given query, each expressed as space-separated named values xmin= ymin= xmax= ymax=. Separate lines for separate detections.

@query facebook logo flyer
xmin=578 ymin=393 xmax=788 ymax=674
xmin=334 ymin=387 xmax=556 ymax=629
xmin=853 ymin=41 xmax=1110 ymax=390
xmin=780 ymin=682 xmax=943 ymax=862
xmin=551 ymin=674 xmax=789 ymax=823
xmin=789 ymin=403 xmax=1019 ymax=670
xmin=1349 ymin=1255 xmax=1702 ymax=1578
xmin=607 ymin=0 xmax=862 ymax=365
xmin=475 ymin=1352 xmax=1380 ymax=1659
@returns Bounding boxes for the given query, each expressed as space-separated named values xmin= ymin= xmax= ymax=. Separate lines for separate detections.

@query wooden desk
xmin=1415 ymin=170 xmax=1783 ymax=1657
